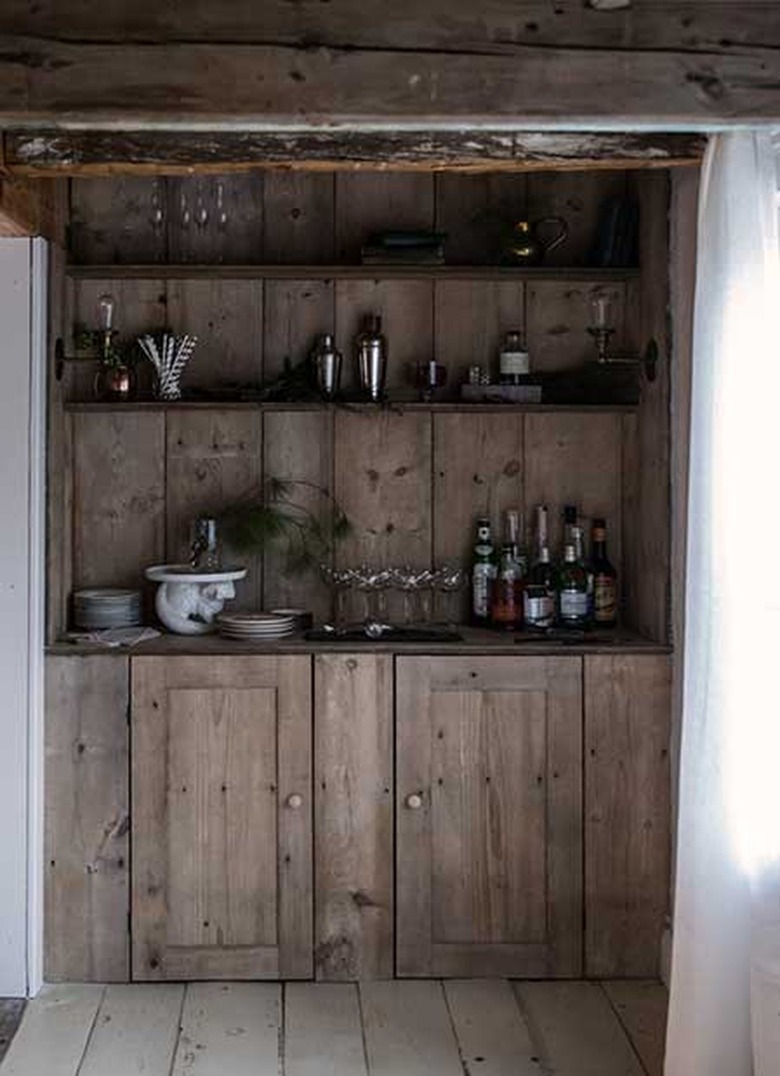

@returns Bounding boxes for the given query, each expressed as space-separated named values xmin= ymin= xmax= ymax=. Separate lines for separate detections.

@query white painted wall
xmin=0 ymin=239 xmax=46 ymax=996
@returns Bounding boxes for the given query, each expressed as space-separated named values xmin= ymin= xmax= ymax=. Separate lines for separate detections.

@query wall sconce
xmin=586 ymin=294 xmax=658 ymax=382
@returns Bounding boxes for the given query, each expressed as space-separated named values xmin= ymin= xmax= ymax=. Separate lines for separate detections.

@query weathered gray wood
xmin=396 ymin=656 xmax=582 ymax=978
xmin=525 ymin=280 xmax=628 ymax=373
xmin=263 ymin=173 xmax=335 ymax=263
xmin=285 ymin=983 xmax=367 ymax=1076
xmin=165 ymin=409 xmax=263 ymax=610
xmin=6 ymin=131 xmax=708 ymax=176
xmin=72 ymin=410 xmax=165 ymax=590
xmin=623 ymin=170 xmax=671 ymax=643
xmin=131 ymin=655 xmax=312 ymax=981
xmin=432 ymin=412 xmax=523 ymax=620
xmin=526 ymin=170 xmax=627 ymax=268
xmin=523 ymin=411 xmax=623 ymax=571
xmin=263 ymin=279 xmax=335 ymax=380
xmin=434 ymin=279 xmax=525 ymax=385
xmin=78 ymin=984 xmax=184 ymax=1076
xmin=515 ymin=981 xmax=645 ymax=1076
xmin=0 ymin=984 xmax=104 ymax=1076
xmin=1 ymin=2 xmax=776 ymax=53
xmin=360 ymin=981 xmax=463 ymax=1076
xmin=166 ymin=279 xmax=263 ymax=389
xmin=167 ymin=174 xmax=265 ymax=264
xmin=69 ymin=177 xmax=166 ymax=264
xmin=46 ymin=241 xmax=72 ymax=640
xmin=434 ymin=173 xmax=528 ymax=264
xmin=585 ymin=655 xmax=672 ymax=978
xmin=263 ymin=409 xmax=334 ymax=625
xmin=171 ymin=983 xmax=281 ymax=1076
xmin=314 ymin=654 xmax=393 ymax=981
xmin=444 ymin=980 xmax=540 ymax=1076
xmin=335 ymin=174 xmax=434 ymax=262
xmin=334 ymin=279 xmax=433 ymax=393
xmin=601 ymin=980 xmax=668 ymax=1076
xmin=45 ymin=655 xmax=130 ymax=982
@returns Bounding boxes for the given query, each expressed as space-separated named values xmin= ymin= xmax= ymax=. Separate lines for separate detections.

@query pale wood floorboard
xmin=359 ymin=981 xmax=464 ymax=1076
xmin=285 ymin=982 xmax=367 ymax=1076
xmin=78 ymin=983 xmax=184 ymax=1076
xmin=0 ymin=980 xmax=667 ymax=1075
xmin=601 ymin=981 xmax=668 ymax=1076
xmin=444 ymin=979 xmax=541 ymax=1076
xmin=172 ymin=983 xmax=281 ymax=1076
xmin=0 ymin=984 xmax=103 ymax=1076
xmin=515 ymin=981 xmax=646 ymax=1076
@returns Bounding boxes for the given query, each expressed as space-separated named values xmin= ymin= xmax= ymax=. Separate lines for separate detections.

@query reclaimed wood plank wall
xmin=52 ymin=169 xmax=667 ymax=637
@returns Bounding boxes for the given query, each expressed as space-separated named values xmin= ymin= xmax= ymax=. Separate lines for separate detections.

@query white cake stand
xmin=145 ymin=564 xmax=247 ymax=635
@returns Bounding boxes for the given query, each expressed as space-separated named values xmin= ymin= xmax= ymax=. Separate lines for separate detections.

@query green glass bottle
xmin=557 ymin=543 xmax=589 ymax=628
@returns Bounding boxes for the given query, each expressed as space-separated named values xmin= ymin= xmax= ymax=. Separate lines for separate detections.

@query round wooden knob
xmin=405 ymin=792 xmax=424 ymax=810
xmin=286 ymin=793 xmax=304 ymax=809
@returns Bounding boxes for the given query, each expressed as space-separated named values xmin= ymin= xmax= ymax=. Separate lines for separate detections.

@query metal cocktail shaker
xmin=310 ymin=333 xmax=342 ymax=399
xmin=355 ymin=315 xmax=387 ymax=401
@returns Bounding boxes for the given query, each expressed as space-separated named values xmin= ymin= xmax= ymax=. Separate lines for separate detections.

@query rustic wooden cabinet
xmin=131 ymin=655 xmax=312 ymax=980
xmin=396 ymin=655 xmax=583 ymax=978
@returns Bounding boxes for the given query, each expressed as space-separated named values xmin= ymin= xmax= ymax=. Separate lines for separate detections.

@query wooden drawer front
xmin=131 ymin=656 xmax=312 ymax=981
xmin=396 ymin=656 xmax=583 ymax=978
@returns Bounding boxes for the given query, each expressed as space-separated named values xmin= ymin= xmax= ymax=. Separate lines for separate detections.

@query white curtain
xmin=666 ymin=131 xmax=780 ymax=1076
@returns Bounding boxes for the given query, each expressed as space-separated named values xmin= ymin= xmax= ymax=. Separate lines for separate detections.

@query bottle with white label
xmin=499 ymin=330 xmax=530 ymax=385
xmin=524 ymin=505 xmax=556 ymax=631
xmin=470 ymin=517 xmax=497 ymax=627
xmin=557 ymin=543 xmax=590 ymax=628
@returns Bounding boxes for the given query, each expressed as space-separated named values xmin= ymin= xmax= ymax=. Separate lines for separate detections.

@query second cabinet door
xmin=397 ymin=656 xmax=583 ymax=978
xmin=132 ymin=655 xmax=312 ymax=981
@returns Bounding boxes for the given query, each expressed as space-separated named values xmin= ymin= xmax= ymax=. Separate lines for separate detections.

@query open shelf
xmin=66 ymin=263 xmax=640 ymax=282
xmin=63 ymin=399 xmax=638 ymax=414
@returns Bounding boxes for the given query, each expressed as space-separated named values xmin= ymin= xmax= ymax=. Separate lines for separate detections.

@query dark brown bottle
xmin=590 ymin=517 xmax=618 ymax=627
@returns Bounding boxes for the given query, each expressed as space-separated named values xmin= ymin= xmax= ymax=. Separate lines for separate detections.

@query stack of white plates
xmin=216 ymin=611 xmax=297 ymax=641
xmin=73 ymin=588 xmax=142 ymax=630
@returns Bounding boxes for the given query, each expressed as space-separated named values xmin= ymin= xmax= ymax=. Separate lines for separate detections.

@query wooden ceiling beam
xmin=0 ymin=34 xmax=778 ymax=127
xmin=3 ymin=130 xmax=707 ymax=176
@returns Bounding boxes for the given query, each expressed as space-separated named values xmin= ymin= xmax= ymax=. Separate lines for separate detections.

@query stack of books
xmin=361 ymin=230 xmax=447 ymax=266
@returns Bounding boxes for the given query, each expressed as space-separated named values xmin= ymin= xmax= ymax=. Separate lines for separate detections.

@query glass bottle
xmin=503 ymin=507 xmax=527 ymax=578
xmin=524 ymin=505 xmax=556 ymax=631
xmin=491 ymin=543 xmax=522 ymax=631
xmin=471 ymin=517 xmax=497 ymax=627
xmin=590 ymin=517 xmax=618 ymax=627
xmin=557 ymin=543 xmax=589 ymax=628
xmin=499 ymin=330 xmax=530 ymax=385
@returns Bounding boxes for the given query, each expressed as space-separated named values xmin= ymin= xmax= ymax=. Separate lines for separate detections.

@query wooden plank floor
xmin=0 ymin=980 xmax=667 ymax=1076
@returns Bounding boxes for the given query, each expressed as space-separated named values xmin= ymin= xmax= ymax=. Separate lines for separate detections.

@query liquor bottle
xmin=499 ymin=330 xmax=530 ymax=385
xmin=523 ymin=505 xmax=556 ymax=631
xmin=491 ymin=543 xmax=523 ymax=631
xmin=571 ymin=522 xmax=595 ymax=620
xmin=503 ymin=507 xmax=527 ymax=578
xmin=557 ymin=543 xmax=589 ymax=629
xmin=590 ymin=517 xmax=618 ymax=627
xmin=471 ymin=517 xmax=497 ymax=627
xmin=563 ymin=504 xmax=578 ymax=550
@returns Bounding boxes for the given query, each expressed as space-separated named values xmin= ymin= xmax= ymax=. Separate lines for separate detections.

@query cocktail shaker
xmin=310 ymin=333 xmax=342 ymax=399
xmin=355 ymin=315 xmax=387 ymax=401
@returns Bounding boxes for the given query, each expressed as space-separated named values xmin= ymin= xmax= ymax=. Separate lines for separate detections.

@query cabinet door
xmin=397 ymin=656 xmax=582 ymax=978
xmin=132 ymin=656 xmax=312 ymax=980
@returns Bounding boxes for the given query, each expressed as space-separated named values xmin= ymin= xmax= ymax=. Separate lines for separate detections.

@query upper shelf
xmin=63 ymin=400 xmax=638 ymax=414
xmin=66 ymin=264 xmax=640 ymax=282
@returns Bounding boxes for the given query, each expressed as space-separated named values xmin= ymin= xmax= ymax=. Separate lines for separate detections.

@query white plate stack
xmin=216 ymin=611 xmax=297 ymax=641
xmin=73 ymin=588 xmax=143 ymax=630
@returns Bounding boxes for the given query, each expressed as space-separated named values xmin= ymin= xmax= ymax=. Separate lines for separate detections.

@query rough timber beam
xmin=3 ymin=130 xmax=707 ymax=176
